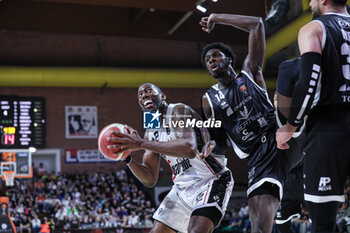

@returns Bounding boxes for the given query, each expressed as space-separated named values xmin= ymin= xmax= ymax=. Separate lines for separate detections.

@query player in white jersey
xmin=109 ymin=83 xmax=234 ymax=233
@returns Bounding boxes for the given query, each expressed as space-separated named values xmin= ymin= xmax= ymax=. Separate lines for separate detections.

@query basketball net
xmin=1 ymin=162 xmax=16 ymax=187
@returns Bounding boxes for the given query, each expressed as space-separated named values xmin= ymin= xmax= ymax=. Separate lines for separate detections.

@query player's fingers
xmin=283 ymin=143 xmax=290 ymax=149
xmin=107 ymin=144 xmax=122 ymax=149
xmin=107 ymin=136 xmax=123 ymax=142
xmin=204 ymin=140 xmax=216 ymax=157
xmin=199 ymin=21 xmax=207 ymax=26
xmin=277 ymin=142 xmax=289 ymax=150
xmin=124 ymin=125 xmax=135 ymax=134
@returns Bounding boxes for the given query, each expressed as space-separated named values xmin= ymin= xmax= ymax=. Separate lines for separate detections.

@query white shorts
xmin=153 ymin=170 xmax=234 ymax=233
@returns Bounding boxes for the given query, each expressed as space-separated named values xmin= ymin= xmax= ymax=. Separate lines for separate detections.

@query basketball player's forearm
xmin=127 ymin=162 xmax=158 ymax=187
xmin=210 ymin=13 xmax=263 ymax=33
xmin=288 ymin=52 xmax=321 ymax=126
xmin=141 ymin=139 xmax=197 ymax=158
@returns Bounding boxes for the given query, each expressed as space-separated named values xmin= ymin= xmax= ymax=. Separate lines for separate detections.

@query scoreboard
xmin=0 ymin=96 xmax=46 ymax=148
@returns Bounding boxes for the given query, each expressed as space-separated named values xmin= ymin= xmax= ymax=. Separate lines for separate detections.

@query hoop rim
xmin=2 ymin=170 xmax=16 ymax=186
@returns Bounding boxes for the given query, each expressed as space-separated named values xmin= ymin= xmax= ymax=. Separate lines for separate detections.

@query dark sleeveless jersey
xmin=206 ymin=71 xmax=276 ymax=159
xmin=313 ymin=13 xmax=350 ymax=106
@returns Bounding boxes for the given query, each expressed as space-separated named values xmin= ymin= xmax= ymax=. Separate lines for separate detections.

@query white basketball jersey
xmin=145 ymin=104 xmax=228 ymax=190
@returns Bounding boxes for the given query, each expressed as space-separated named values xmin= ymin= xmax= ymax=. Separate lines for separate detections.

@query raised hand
xmin=199 ymin=15 xmax=216 ymax=33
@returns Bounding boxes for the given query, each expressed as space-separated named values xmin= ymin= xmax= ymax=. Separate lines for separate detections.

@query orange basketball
xmin=98 ymin=123 xmax=131 ymax=161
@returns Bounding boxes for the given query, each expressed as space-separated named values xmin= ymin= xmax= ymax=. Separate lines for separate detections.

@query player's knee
xmin=188 ymin=216 xmax=214 ymax=233
xmin=188 ymin=224 xmax=213 ymax=233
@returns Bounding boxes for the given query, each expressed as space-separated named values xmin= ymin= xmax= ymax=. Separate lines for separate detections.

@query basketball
xmin=98 ymin=123 xmax=131 ymax=161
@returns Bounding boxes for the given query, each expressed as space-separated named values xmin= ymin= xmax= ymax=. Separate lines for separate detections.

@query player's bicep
xmin=245 ymin=18 xmax=265 ymax=74
xmin=172 ymin=105 xmax=197 ymax=142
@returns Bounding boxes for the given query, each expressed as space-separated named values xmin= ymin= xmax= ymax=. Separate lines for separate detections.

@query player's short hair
xmin=201 ymin=42 xmax=236 ymax=68
xmin=332 ymin=0 xmax=347 ymax=6
xmin=140 ymin=83 xmax=163 ymax=94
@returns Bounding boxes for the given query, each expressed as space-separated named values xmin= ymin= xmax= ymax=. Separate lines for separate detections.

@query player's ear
xmin=161 ymin=93 xmax=166 ymax=100
xmin=227 ymin=57 xmax=232 ymax=64
xmin=322 ymin=0 xmax=329 ymax=6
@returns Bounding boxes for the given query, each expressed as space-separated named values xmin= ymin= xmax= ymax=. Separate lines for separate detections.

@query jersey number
xmin=214 ymin=91 xmax=225 ymax=102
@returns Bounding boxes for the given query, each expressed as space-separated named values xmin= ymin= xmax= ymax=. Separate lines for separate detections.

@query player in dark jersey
xmin=199 ymin=14 xmax=287 ymax=233
xmin=276 ymin=0 xmax=350 ymax=232
xmin=275 ymin=58 xmax=306 ymax=233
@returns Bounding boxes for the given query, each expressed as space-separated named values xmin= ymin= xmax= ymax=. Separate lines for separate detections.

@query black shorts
xmin=303 ymin=106 xmax=350 ymax=203
xmin=246 ymin=131 xmax=287 ymax=200
xmin=276 ymin=162 xmax=305 ymax=224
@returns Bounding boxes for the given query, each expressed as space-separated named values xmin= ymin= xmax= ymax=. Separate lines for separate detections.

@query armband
xmin=288 ymin=52 xmax=322 ymax=126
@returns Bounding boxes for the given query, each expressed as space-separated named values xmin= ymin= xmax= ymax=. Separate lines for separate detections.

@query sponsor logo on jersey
xmin=196 ymin=191 xmax=205 ymax=203
xmin=157 ymin=207 xmax=164 ymax=215
xmin=171 ymin=158 xmax=192 ymax=176
xmin=248 ymin=167 xmax=255 ymax=180
xmin=337 ymin=19 xmax=350 ymax=29
xmin=318 ymin=177 xmax=332 ymax=191
xmin=213 ymin=195 xmax=221 ymax=203
xmin=242 ymin=129 xmax=254 ymax=141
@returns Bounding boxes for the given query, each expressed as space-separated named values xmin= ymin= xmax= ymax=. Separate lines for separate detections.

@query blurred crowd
xmin=7 ymin=170 xmax=155 ymax=233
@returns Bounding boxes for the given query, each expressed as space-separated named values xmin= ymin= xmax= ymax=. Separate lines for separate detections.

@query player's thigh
xmin=153 ymin=188 xmax=192 ymax=233
xmin=304 ymin=131 xmax=350 ymax=202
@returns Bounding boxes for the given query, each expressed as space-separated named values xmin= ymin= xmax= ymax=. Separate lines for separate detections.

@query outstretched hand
xmin=199 ymin=15 xmax=215 ymax=33
xmin=199 ymin=140 xmax=216 ymax=159
xmin=107 ymin=125 xmax=143 ymax=153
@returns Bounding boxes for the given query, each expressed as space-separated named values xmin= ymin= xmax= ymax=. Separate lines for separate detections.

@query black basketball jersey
xmin=314 ymin=13 xmax=350 ymax=106
xmin=206 ymin=71 xmax=276 ymax=159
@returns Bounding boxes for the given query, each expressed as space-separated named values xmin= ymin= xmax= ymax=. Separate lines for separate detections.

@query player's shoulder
xmin=169 ymin=103 xmax=188 ymax=115
xmin=206 ymin=83 xmax=221 ymax=94
xmin=301 ymin=20 xmax=323 ymax=35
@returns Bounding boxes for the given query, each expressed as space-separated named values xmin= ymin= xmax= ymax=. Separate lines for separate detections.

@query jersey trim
xmin=275 ymin=213 xmax=301 ymax=224
xmin=247 ymin=177 xmax=283 ymax=200
xmin=275 ymin=109 xmax=307 ymax=138
xmin=304 ymin=193 xmax=345 ymax=203
xmin=314 ymin=20 xmax=326 ymax=50
xmin=227 ymin=133 xmax=249 ymax=159
xmin=241 ymin=70 xmax=273 ymax=108
xmin=324 ymin=12 xmax=350 ymax=18
xmin=205 ymin=92 xmax=215 ymax=119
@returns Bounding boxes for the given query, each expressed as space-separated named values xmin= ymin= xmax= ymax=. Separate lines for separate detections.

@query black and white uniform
xmin=275 ymin=58 xmax=306 ymax=225
xmin=148 ymin=104 xmax=234 ymax=233
xmin=301 ymin=13 xmax=350 ymax=204
xmin=206 ymin=71 xmax=286 ymax=199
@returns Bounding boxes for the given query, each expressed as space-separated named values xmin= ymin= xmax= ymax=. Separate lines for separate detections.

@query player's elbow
xmin=142 ymin=178 xmax=158 ymax=188
xmin=251 ymin=17 xmax=264 ymax=31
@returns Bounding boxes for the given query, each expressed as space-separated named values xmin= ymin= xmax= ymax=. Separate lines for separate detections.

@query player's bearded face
xmin=205 ymin=49 xmax=231 ymax=79
xmin=310 ymin=0 xmax=322 ymax=18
